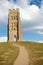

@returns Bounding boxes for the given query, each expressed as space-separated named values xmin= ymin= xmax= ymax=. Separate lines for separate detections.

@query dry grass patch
xmin=0 ymin=42 xmax=19 ymax=65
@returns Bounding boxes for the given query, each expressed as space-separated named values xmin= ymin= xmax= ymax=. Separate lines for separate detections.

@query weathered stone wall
xmin=8 ymin=8 xmax=22 ymax=42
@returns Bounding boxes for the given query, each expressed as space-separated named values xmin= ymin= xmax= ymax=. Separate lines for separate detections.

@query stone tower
xmin=8 ymin=8 xmax=22 ymax=42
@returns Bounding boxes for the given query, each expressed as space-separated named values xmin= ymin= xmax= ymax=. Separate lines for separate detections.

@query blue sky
xmin=30 ymin=0 xmax=42 ymax=8
xmin=0 ymin=0 xmax=43 ymax=42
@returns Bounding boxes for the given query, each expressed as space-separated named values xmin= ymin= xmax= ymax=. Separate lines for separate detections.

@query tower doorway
xmin=14 ymin=35 xmax=16 ymax=41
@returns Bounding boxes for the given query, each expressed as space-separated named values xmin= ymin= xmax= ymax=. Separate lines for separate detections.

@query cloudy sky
xmin=0 ymin=0 xmax=43 ymax=42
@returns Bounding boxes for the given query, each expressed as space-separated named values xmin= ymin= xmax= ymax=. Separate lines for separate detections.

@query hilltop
xmin=0 ymin=41 xmax=43 ymax=65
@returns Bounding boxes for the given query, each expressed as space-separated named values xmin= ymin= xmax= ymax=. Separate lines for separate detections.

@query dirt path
xmin=13 ymin=44 xmax=29 ymax=65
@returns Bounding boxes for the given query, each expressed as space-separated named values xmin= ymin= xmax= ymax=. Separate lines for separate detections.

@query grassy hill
xmin=0 ymin=42 xmax=19 ymax=65
xmin=16 ymin=41 xmax=43 ymax=65
xmin=0 ymin=42 xmax=43 ymax=65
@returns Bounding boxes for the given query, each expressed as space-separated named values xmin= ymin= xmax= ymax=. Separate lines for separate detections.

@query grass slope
xmin=16 ymin=41 xmax=43 ymax=65
xmin=0 ymin=42 xmax=19 ymax=65
xmin=0 ymin=42 xmax=43 ymax=65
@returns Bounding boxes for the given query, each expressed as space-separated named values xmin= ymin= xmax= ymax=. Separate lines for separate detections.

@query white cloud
xmin=0 ymin=0 xmax=43 ymax=36
xmin=37 ymin=41 xmax=43 ymax=43
xmin=37 ymin=31 xmax=43 ymax=35
xmin=23 ymin=39 xmax=43 ymax=43
xmin=33 ymin=41 xmax=43 ymax=43
xmin=0 ymin=37 xmax=7 ymax=42
xmin=29 ymin=26 xmax=43 ymax=30
xmin=20 ymin=5 xmax=39 ymax=21
xmin=0 ymin=0 xmax=19 ymax=22
xmin=16 ymin=0 xmax=29 ymax=8
xmin=0 ymin=0 xmax=40 ymax=22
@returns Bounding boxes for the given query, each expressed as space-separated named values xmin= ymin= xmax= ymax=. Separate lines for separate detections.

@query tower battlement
xmin=9 ymin=8 xmax=19 ymax=13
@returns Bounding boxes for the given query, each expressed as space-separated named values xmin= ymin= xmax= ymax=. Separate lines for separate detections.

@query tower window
xmin=16 ymin=16 xmax=18 ymax=20
xmin=14 ymin=22 xmax=17 ymax=27
xmin=11 ymin=16 xmax=13 ymax=20
xmin=14 ymin=28 xmax=16 ymax=30
xmin=14 ymin=16 xmax=15 ymax=20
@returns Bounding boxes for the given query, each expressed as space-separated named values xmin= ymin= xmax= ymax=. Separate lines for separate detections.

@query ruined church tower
xmin=8 ymin=8 xmax=22 ymax=42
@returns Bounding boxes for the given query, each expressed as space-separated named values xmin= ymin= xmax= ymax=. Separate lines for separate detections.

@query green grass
xmin=16 ymin=41 xmax=43 ymax=65
xmin=0 ymin=41 xmax=43 ymax=65
xmin=0 ymin=42 xmax=19 ymax=65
